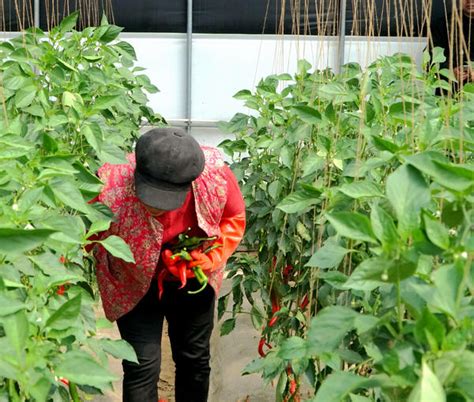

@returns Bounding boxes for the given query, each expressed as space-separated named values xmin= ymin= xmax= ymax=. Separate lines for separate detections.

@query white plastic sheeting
xmin=123 ymin=33 xmax=426 ymax=125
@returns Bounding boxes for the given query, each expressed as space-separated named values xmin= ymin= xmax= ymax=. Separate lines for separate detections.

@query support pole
xmin=34 ymin=0 xmax=40 ymax=28
xmin=336 ymin=0 xmax=347 ymax=73
xmin=186 ymin=0 xmax=193 ymax=133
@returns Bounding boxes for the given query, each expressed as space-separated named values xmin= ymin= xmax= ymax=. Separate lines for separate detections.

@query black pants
xmin=116 ymin=279 xmax=215 ymax=402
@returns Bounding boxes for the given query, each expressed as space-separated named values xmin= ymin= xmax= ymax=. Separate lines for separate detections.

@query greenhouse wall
xmin=122 ymin=34 xmax=426 ymax=146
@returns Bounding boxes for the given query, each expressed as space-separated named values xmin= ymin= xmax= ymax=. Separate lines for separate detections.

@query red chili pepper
xmin=258 ymin=337 xmax=272 ymax=357
xmin=282 ymin=264 xmax=293 ymax=278
xmin=268 ymin=315 xmax=278 ymax=327
xmin=57 ymin=285 xmax=65 ymax=296
xmin=300 ymin=295 xmax=309 ymax=310
xmin=176 ymin=261 xmax=187 ymax=289
xmin=289 ymin=379 xmax=297 ymax=395
xmin=59 ymin=377 xmax=69 ymax=386
xmin=272 ymin=300 xmax=280 ymax=314
xmin=157 ymin=270 xmax=167 ymax=299
xmin=162 ymin=249 xmax=180 ymax=265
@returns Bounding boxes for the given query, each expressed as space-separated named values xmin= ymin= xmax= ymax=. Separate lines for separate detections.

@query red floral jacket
xmin=94 ymin=147 xmax=230 ymax=321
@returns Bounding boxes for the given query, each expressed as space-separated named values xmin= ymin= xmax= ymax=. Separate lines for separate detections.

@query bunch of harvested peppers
xmin=158 ymin=228 xmax=221 ymax=298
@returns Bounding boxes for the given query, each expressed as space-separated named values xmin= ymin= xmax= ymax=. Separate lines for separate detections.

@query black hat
xmin=134 ymin=127 xmax=205 ymax=211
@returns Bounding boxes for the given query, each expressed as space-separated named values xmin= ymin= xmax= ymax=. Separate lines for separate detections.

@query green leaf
xmin=326 ymin=212 xmax=377 ymax=243
xmin=370 ymin=205 xmax=399 ymax=248
xmin=86 ymin=220 xmax=111 ymax=238
xmin=55 ymin=350 xmax=118 ymax=390
xmin=389 ymin=101 xmax=419 ymax=120
xmin=98 ymin=142 xmax=128 ymax=164
xmin=297 ymin=59 xmax=312 ymax=75
xmin=423 ymin=214 xmax=450 ymax=250
xmin=98 ymin=338 xmax=138 ymax=363
xmin=50 ymin=178 xmax=91 ymax=214
xmin=386 ymin=164 xmax=431 ymax=238
xmin=291 ymin=106 xmax=322 ymax=124
xmin=24 ymin=104 xmax=45 ymax=117
xmin=99 ymin=25 xmax=123 ymax=43
xmin=345 ymin=257 xmax=417 ymax=290
xmin=14 ymin=86 xmax=37 ymax=108
xmin=220 ymin=318 xmax=236 ymax=336
xmin=313 ymin=371 xmax=377 ymax=402
xmin=233 ymin=89 xmax=253 ymax=100
xmin=29 ymin=376 xmax=52 ymax=402
xmin=371 ymin=136 xmax=400 ymax=153
xmin=0 ymin=294 xmax=26 ymax=316
xmin=56 ymin=58 xmax=78 ymax=73
xmin=414 ymin=308 xmax=445 ymax=351
xmin=288 ymin=123 xmax=312 ymax=143
xmin=275 ymin=73 xmax=292 ymax=80
xmin=277 ymin=189 xmax=321 ymax=214
xmin=93 ymin=95 xmax=121 ymax=111
xmin=301 ymin=154 xmax=324 ymax=177
xmin=339 ymin=181 xmax=383 ymax=199
xmin=431 ymin=47 xmax=447 ymax=64
xmin=307 ymin=306 xmax=357 ymax=354
xmin=0 ymin=228 xmax=56 ymax=255
xmin=58 ymin=11 xmax=79 ymax=32
xmin=100 ymin=13 xmax=109 ymax=25
xmin=277 ymin=336 xmax=307 ymax=360
xmin=40 ymin=215 xmax=86 ymax=245
xmin=45 ymin=294 xmax=82 ymax=330
xmin=62 ymin=91 xmax=83 ymax=109
xmin=98 ymin=235 xmax=135 ymax=263
xmin=408 ymin=361 xmax=446 ymax=402
xmin=81 ymin=123 xmax=103 ymax=154
xmin=306 ymin=238 xmax=348 ymax=269
xmin=406 ymin=152 xmax=473 ymax=193
xmin=114 ymin=41 xmax=137 ymax=60
xmin=430 ymin=263 xmax=464 ymax=318
xmin=3 ymin=310 xmax=29 ymax=356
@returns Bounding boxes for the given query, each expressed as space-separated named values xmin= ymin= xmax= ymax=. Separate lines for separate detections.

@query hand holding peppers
xmin=187 ymin=249 xmax=213 ymax=271
xmin=158 ymin=231 xmax=219 ymax=297
xmin=158 ymin=213 xmax=246 ymax=297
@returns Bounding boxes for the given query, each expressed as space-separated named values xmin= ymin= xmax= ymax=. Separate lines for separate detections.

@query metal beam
xmin=336 ymin=0 xmax=347 ymax=73
xmin=186 ymin=0 xmax=193 ymax=133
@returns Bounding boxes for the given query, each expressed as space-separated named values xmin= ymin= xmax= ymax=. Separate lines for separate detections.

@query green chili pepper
xmin=187 ymin=266 xmax=208 ymax=294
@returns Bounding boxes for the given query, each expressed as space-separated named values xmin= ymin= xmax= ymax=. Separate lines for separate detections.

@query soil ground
xmin=94 ymin=279 xmax=275 ymax=402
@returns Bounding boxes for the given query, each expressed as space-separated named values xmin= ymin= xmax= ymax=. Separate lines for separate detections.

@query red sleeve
xmin=222 ymin=165 xmax=245 ymax=217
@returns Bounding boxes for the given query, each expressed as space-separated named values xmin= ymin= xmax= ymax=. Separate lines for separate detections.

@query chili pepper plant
xmin=0 ymin=13 xmax=164 ymax=401
xmin=219 ymin=49 xmax=473 ymax=401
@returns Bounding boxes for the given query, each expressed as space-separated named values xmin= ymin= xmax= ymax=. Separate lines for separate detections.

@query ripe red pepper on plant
xmin=269 ymin=293 xmax=281 ymax=327
xmin=258 ymin=336 xmax=272 ymax=357
xmin=300 ymin=294 xmax=309 ymax=310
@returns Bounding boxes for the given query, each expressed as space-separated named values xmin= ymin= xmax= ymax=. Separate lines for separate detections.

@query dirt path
xmin=94 ymin=279 xmax=275 ymax=402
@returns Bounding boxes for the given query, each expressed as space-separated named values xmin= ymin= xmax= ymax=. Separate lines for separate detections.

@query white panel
xmin=191 ymin=34 xmax=339 ymax=121
xmin=344 ymin=36 xmax=427 ymax=68
xmin=122 ymin=34 xmax=187 ymax=120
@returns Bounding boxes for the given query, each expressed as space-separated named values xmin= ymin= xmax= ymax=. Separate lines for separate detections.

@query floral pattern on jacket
xmin=94 ymin=147 xmax=227 ymax=321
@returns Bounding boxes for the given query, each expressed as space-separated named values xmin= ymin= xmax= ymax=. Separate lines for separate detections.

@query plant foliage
xmin=219 ymin=51 xmax=473 ymax=401
xmin=0 ymin=13 xmax=164 ymax=401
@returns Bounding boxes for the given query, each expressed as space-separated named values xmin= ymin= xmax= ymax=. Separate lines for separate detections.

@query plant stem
xmin=69 ymin=381 xmax=80 ymax=402
xmin=8 ymin=379 xmax=20 ymax=402
xmin=396 ymin=279 xmax=403 ymax=335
